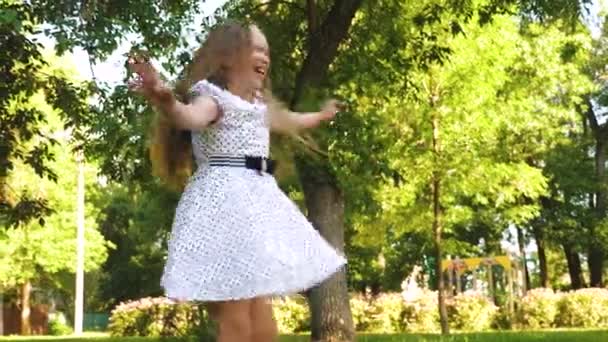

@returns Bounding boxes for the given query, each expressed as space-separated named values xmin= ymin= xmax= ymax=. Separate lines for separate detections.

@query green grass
xmin=355 ymin=330 xmax=608 ymax=342
xmin=1 ymin=330 xmax=607 ymax=342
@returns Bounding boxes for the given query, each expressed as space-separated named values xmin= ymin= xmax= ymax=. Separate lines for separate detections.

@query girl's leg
xmin=249 ymin=297 xmax=278 ymax=342
xmin=208 ymin=300 xmax=253 ymax=342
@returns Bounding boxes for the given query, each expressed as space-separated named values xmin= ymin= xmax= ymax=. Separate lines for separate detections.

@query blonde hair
xmin=150 ymin=20 xmax=285 ymax=189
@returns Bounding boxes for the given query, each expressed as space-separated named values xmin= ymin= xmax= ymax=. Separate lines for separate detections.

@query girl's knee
xmin=215 ymin=301 xmax=252 ymax=339
xmin=251 ymin=322 xmax=278 ymax=342
xmin=250 ymin=298 xmax=278 ymax=341
xmin=222 ymin=312 xmax=252 ymax=336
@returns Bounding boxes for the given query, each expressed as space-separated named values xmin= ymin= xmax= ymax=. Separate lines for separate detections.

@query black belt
xmin=208 ymin=155 xmax=276 ymax=174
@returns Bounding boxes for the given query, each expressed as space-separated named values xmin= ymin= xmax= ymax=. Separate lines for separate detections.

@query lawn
xmin=1 ymin=330 xmax=607 ymax=342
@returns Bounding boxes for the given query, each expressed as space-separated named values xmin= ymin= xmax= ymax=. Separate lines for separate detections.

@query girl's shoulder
xmin=190 ymin=79 xmax=266 ymax=112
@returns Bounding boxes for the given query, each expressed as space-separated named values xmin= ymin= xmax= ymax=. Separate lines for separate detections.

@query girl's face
xmin=228 ymin=25 xmax=270 ymax=92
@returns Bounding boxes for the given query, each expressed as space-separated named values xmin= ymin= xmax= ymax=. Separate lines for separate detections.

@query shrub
xmin=401 ymin=289 xmax=439 ymax=333
xmin=108 ymin=297 xmax=214 ymax=338
xmin=368 ymin=293 xmax=406 ymax=333
xmin=447 ymin=291 xmax=498 ymax=331
xmin=492 ymin=306 xmax=513 ymax=330
xmin=350 ymin=293 xmax=375 ymax=332
xmin=47 ymin=312 xmax=72 ymax=336
xmin=272 ymin=295 xmax=310 ymax=334
xmin=556 ymin=288 xmax=608 ymax=328
xmin=273 ymin=292 xmax=406 ymax=334
xmin=518 ymin=288 xmax=561 ymax=329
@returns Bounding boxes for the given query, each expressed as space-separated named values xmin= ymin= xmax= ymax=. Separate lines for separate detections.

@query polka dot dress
xmin=160 ymin=79 xmax=347 ymax=302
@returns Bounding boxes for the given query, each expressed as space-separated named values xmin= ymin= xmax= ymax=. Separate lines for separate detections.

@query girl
xmin=128 ymin=21 xmax=346 ymax=342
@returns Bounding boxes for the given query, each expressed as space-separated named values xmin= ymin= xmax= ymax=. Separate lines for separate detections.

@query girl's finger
xmin=127 ymin=62 xmax=144 ymax=75
xmin=127 ymin=81 xmax=141 ymax=92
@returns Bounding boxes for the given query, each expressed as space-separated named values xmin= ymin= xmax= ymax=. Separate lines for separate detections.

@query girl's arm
xmin=267 ymin=96 xmax=340 ymax=134
xmin=148 ymin=85 xmax=219 ymax=131
xmin=128 ymin=56 xmax=218 ymax=131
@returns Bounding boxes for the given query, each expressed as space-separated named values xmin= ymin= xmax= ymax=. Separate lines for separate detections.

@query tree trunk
xmin=1 ymin=291 xmax=4 ymax=336
xmin=563 ymin=243 xmax=585 ymax=289
xmin=532 ymin=224 xmax=549 ymax=288
xmin=587 ymin=101 xmax=606 ymax=287
xmin=298 ymin=166 xmax=354 ymax=342
xmin=288 ymin=2 xmax=363 ymax=340
xmin=291 ymin=0 xmax=364 ymax=107
xmin=588 ymin=245 xmax=604 ymax=287
xmin=431 ymin=109 xmax=449 ymax=335
xmin=433 ymin=178 xmax=449 ymax=334
xmin=20 ymin=281 xmax=31 ymax=335
xmin=516 ymin=227 xmax=531 ymax=291
xmin=589 ymin=138 xmax=607 ymax=287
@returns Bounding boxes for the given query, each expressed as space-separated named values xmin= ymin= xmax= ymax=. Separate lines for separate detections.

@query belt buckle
xmin=260 ymin=158 xmax=267 ymax=173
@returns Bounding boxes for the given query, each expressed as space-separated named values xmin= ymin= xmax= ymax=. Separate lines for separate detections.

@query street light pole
xmin=74 ymin=151 xmax=85 ymax=335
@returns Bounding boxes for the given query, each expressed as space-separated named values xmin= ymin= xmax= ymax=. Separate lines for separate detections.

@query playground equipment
xmin=441 ymin=255 xmax=527 ymax=315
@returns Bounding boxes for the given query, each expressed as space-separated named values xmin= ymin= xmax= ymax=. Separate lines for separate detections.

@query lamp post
xmin=74 ymin=151 xmax=85 ymax=335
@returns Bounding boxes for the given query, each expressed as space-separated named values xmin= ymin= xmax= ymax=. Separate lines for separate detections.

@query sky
xmin=41 ymin=0 xmax=229 ymax=85
xmin=586 ymin=0 xmax=607 ymax=37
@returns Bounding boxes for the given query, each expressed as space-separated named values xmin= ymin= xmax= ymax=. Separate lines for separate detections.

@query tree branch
xmin=306 ymin=0 xmax=318 ymax=36
xmin=585 ymin=97 xmax=608 ymax=140
xmin=586 ymin=97 xmax=600 ymax=134
xmin=250 ymin=0 xmax=306 ymax=15
xmin=290 ymin=0 xmax=364 ymax=108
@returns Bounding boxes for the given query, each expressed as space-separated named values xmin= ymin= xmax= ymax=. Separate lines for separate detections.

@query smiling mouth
xmin=254 ymin=66 xmax=266 ymax=78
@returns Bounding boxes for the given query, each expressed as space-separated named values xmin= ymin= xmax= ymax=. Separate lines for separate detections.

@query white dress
xmin=160 ymin=79 xmax=347 ymax=301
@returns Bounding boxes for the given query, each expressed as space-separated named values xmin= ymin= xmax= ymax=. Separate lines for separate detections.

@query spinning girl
xmin=128 ymin=20 xmax=346 ymax=342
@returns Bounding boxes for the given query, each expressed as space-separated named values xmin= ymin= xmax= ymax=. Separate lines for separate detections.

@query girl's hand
xmin=127 ymin=53 xmax=172 ymax=104
xmin=319 ymin=99 xmax=343 ymax=121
